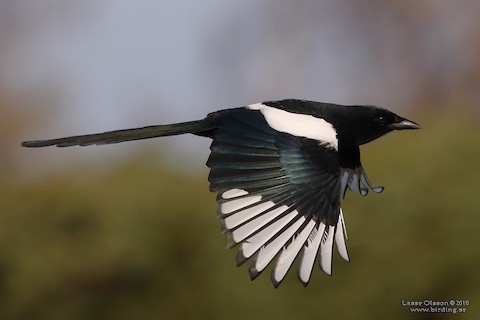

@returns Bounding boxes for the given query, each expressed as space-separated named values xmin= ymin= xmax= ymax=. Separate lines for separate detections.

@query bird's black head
xmin=337 ymin=105 xmax=420 ymax=147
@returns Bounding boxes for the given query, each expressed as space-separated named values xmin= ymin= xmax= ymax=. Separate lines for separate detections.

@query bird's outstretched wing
xmin=207 ymin=109 xmax=348 ymax=287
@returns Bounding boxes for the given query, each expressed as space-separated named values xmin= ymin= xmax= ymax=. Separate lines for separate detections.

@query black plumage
xmin=22 ymin=99 xmax=420 ymax=287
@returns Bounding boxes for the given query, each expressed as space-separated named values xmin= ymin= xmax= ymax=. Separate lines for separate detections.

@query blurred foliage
xmin=1 ymin=110 xmax=479 ymax=320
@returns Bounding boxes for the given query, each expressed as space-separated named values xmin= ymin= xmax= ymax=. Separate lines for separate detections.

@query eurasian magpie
xmin=22 ymin=99 xmax=420 ymax=287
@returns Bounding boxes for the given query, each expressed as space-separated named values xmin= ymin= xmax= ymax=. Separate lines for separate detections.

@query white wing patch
xmin=298 ymin=223 xmax=326 ymax=284
xmin=222 ymin=188 xmax=249 ymax=199
xmin=220 ymin=187 xmax=350 ymax=286
xmin=335 ymin=209 xmax=349 ymax=261
xmin=220 ymin=195 xmax=262 ymax=214
xmin=247 ymin=103 xmax=338 ymax=150
xmin=272 ymin=219 xmax=316 ymax=285
xmin=320 ymin=225 xmax=335 ymax=275
xmin=238 ymin=207 xmax=294 ymax=258
xmin=223 ymin=201 xmax=276 ymax=229
xmin=253 ymin=215 xmax=305 ymax=272
xmin=230 ymin=205 xmax=289 ymax=244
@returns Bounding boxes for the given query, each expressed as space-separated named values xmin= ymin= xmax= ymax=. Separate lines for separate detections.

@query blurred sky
xmin=1 ymin=0 xmax=479 ymax=173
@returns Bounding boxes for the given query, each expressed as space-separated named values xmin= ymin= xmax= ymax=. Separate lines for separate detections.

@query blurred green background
xmin=2 ymin=1 xmax=480 ymax=319
xmin=5 ymin=111 xmax=480 ymax=320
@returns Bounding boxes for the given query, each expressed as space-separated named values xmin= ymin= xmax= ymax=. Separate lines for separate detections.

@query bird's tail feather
xmin=21 ymin=118 xmax=215 ymax=148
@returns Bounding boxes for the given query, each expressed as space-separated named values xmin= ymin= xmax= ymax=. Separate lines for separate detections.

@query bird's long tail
xmin=21 ymin=118 xmax=215 ymax=148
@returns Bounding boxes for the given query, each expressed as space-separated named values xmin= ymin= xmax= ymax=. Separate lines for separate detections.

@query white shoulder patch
xmin=247 ymin=103 xmax=338 ymax=150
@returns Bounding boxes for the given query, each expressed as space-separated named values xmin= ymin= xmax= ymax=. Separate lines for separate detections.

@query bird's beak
xmin=389 ymin=117 xmax=421 ymax=130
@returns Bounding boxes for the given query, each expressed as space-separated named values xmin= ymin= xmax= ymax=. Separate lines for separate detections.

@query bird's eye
xmin=376 ymin=116 xmax=387 ymax=125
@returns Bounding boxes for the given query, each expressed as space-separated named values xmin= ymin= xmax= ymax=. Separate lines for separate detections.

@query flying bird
xmin=22 ymin=99 xmax=420 ymax=287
